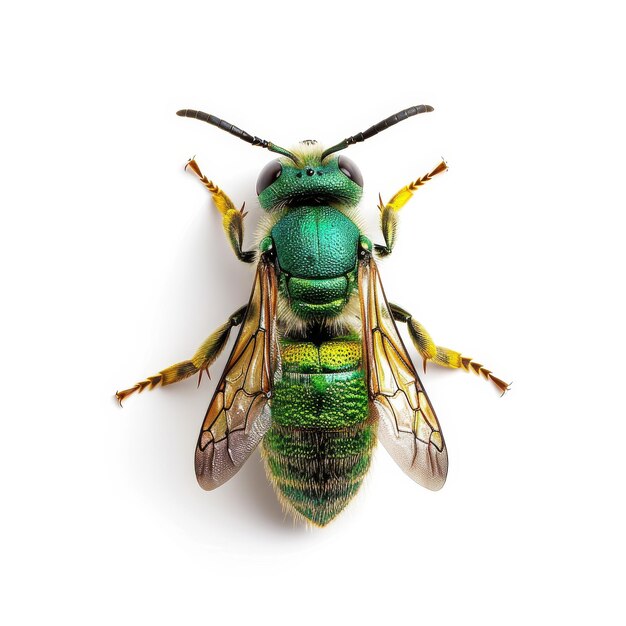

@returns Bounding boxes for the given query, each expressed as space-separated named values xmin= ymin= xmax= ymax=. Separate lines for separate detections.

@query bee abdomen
xmin=262 ymin=337 xmax=372 ymax=526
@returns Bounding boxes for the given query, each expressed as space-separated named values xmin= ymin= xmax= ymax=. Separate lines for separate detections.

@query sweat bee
xmin=117 ymin=105 xmax=510 ymax=527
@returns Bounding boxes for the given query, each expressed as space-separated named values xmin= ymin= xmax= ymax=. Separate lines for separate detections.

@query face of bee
xmin=256 ymin=150 xmax=364 ymax=211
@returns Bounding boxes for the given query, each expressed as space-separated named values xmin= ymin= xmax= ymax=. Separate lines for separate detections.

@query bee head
xmin=256 ymin=140 xmax=363 ymax=211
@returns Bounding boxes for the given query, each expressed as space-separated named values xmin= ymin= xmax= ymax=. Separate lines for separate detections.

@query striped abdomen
xmin=262 ymin=337 xmax=373 ymax=526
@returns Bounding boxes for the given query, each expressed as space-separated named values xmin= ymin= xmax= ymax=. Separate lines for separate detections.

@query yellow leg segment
xmin=185 ymin=158 xmax=255 ymax=263
xmin=116 ymin=305 xmax=247 ymax=405
xmin=432 ymin=346 xmax=511 ymax=395
xmin=390 ymin=303 xmax=510 ymax=395
xmin=375 ymin=160 xmax=448 ymax=257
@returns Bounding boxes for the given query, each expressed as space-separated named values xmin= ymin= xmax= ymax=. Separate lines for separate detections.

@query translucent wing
xmin=195 ymin=257 xmax=279 ymax=490
xmin=359 ymin=257 xmax=448 ymax=490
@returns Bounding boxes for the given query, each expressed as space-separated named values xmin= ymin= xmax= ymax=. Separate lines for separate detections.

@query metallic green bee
xmin=117 ymin=105 xmax=509 ymax=526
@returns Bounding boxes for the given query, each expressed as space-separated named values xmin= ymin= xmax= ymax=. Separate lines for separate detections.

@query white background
xmin=2 ymin=1 xmax=625 ymax=624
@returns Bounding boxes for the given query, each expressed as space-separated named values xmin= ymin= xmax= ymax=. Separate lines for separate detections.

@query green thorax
xmin=271 ymin=206 xmax=360 ymax=319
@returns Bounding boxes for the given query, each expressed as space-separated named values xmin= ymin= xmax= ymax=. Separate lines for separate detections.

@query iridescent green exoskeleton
xmin=117 ymin=106 xmax=510 ymax=526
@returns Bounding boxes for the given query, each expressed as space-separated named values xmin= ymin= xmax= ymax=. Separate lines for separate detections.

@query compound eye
xmin=256 ymin=160 xmax=283 ymax=195
xmin=338 ymin=155 xmax=363 ymax=187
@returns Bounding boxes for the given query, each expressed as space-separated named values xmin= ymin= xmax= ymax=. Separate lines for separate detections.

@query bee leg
xmin=388 ymin=303 xmax=437 ymax=366
xmin=374 ymin=160 xmax=448 ymax=257
xmin=185 ymin=157 xmax=255 ymax=263
xmin=389 ymin=303 xmax=511 ymax=395
xmin=115 ymin=305 xmax=247 ymax=405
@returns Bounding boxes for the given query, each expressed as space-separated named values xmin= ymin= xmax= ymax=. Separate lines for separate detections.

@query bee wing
xmin=195 ymin=257 xmax=279 ymax=490
xmin=358 ymin=257 xmax=448 ymax=490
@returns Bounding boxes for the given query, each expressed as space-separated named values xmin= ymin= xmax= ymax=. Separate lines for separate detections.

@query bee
xmin=117 ymin=105 xmax=510 ymax=527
